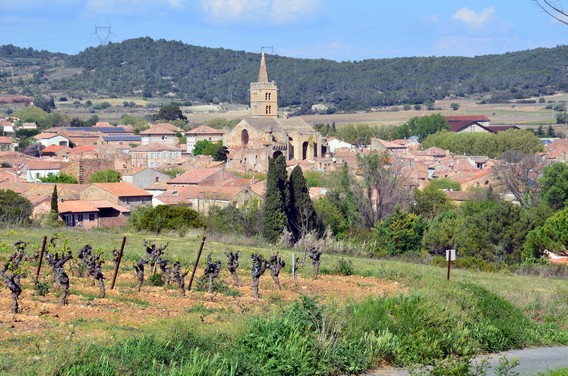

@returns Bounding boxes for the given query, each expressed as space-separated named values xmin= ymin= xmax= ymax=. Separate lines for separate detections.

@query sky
xmin=0 ymin=0 xmax=566 ymax=61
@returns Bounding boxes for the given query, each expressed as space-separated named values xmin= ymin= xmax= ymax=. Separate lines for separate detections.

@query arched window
xmin=266 ymin=105 xmax=272 ymax=115
xmin=241 ymin=129 xmax=249 ymax=146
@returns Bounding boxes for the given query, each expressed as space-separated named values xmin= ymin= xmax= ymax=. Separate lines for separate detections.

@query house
xmin=41 ymin=145 xmax=70 ymax=159
xmin=58 ymin=199 xmax=130 ymax=229
xmin=34 ymin=133 xmax=70 ymax=147
xmin=80 ymin=182 xmax=153 ymax=209
xmin=445 ymin=115 xmax=490 ymax=127
xmin=186 ymin=125 xmax=225 ymax=154
xmin=130 ymin=143 xmax=183 ymax=168
xmin=140 ymin=124 xmax=178 ymax=146
xmin=26 ymin=160 xmax=67 ymax=182
xmin=174 ymin=185 xmax=262 ymax=214
xmin=166 ymin=167 xmax=235 ymax=187
xmin=0 ymin=136 xmax=15 ymax=151
xmin=370 ymin=138 xmax=408 ymax=154
xmin=120 ymin=167 xmax=170 ymax=189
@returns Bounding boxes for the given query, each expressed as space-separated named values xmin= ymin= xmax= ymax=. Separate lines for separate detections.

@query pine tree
xmin=51 ymin=185 xmax=58 ymax=213
xmin=287 ymin=165 xmax=318 ymax=242
xmin=547 ymin=125 xmax=556 ymax=137
xmin=261 ymin=156 xmax=288 ymax=242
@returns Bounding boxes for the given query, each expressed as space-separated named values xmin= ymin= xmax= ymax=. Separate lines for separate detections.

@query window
xmin=89 ymin=213 xmax=95 ymax=221
xmin=265 ymin=92 xmax=271 ymax=100
xmin=78 ymin=214 xmax=84 ymax=222
xmin=266 ymin=105 xmax=272 ymax=115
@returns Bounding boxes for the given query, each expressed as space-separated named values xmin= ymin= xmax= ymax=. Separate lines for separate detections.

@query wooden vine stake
xmin=110 ymin=236 xmax=127 ymax=290
xmin=34 ymin=236 xmax=47 ymax=279
xmin=187 ymin=235 xmax=207 ymax=292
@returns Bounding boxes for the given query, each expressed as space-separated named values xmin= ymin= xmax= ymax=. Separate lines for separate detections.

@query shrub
xmin=129 ymin=205 xmax=205 ymax=233
xmin=334 ymin=257 xmax=354 ymax=276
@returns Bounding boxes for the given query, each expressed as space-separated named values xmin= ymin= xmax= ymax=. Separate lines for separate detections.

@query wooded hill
xmin=2 ymin=38 xmax=568 ymax=111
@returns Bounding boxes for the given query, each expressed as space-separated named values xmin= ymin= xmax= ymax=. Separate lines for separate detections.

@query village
xmin=0 ymin=53 xmax=566 ymax=247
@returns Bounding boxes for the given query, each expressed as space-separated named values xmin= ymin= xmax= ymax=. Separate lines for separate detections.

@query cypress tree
xmin=51 ymin=185 xmax=58 ymax=213
xmin=288 ymin=165 xmax=318 ymax=242
xmin=261 ymin=156 xmax=288 ymax=242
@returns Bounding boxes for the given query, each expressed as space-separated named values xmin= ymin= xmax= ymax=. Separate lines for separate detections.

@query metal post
xmin=110 ymin=236 xmax=127 ymax=290
xmin=35 ymin=236 xmax=47 ymax=279
xmin=187 ymin=236 xmax=207 ymax=292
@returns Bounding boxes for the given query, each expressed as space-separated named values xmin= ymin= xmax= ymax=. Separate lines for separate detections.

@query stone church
xmin=225 ymin=53 xmax=326 ymax=172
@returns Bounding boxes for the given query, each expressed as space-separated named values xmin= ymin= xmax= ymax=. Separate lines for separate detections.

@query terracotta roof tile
xmin=93 ymin=182 xmax=152 ymax=197
xmin=187 ymin=125 xmax=225 ymax=135
xmin=141 ymin=124 xmax=177 ymax=135
xmin=167 ymin=167 xmax=223 ymax=185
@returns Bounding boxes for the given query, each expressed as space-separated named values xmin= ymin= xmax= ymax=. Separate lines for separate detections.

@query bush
xmin=129 ymin=205 xmax=205 ymax=233
xmin=334 ymin=257 xmax=354 ymax=276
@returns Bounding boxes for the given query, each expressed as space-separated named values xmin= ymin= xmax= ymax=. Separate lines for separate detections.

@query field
xmin=0 ymin=227 xmax=567 ymax=374
xmin=3 ymin=93 xmax=567 ymax=131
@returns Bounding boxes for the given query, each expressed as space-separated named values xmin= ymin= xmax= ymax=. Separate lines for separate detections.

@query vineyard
xmin=0 ymin=228 xmax=567 ymax=375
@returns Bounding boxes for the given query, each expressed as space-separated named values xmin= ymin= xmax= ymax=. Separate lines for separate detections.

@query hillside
xmin=1 ymin=38 xmax=568 ymax=111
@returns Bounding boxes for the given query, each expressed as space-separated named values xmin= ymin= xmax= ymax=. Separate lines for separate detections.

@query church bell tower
xmin=250 ymin=52 xmax=278 ymax=118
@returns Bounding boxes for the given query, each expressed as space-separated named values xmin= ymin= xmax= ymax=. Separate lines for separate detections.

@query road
xmin=368 ymin=346 xmax=568 ymax=375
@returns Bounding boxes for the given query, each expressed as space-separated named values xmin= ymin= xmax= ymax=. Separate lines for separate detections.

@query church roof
xmin=258 ymin=52 xmax=269 ymax=83
xmin=241 ymin=116 xmax=317 ymax=133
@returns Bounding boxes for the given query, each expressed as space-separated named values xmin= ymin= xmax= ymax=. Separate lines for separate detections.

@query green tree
xmin=0 ymin=189 xmax=33 ymax=226
xmin=38 ymin=173 xmax=78 ymax=184
xmin=287 ymin=165 xmax=318 ymax=242
xmin=413 ymin=185 xmax=455 ymax=220
xmin=450 ymin=103 xmax=460 ymax=111
xmin=88 ymin=170 xmax=122 ymax=183
xmin=523 ymin=207 xmax=568 ymax=260
xmin=547 ymin=125 xmax=556 ymax=137
xmin=539 ymin=162 xmax=568 ymax=210
xmin=261 ymin=156 xmax=288 ymax=242
xmin=313 ymin=198 xmax=348 ymax=236
xmin=154 ymin=104 xmax=187 ymax=122
xmin=372 ymin=209 xmax=427 ymax=256
xmin=51 ymin=185 xmax=58 ymax=213
xmin=404 ymin=113 xmax=449 ymax=142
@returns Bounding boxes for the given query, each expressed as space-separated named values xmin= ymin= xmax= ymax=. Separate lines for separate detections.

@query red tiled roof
xmin=187 ymin=125 xmax=225 ymax=135
xmin=59 ymin=200 xmax=99 ymax=213
xmin=485 ymin=126 xmax=519 ymax=133
xmin=167 ymin=167 xmax=223 ymax=185
xmin=0 ymin=136 xmax=13 ymax=144
xmin=140 ymin=124 xmax=177 ymax=135
xmin=545 ymin=139 xmax=568 ymax=159
xmin=42 ymin=145 xmax=66 ymax=153
xmin=34 ymin=133 xmax=59 ymax=140
xmin=93 ymin=182 xmax=152 ymax=197
xmin=27 ymin=160 xmax=67 ymax=170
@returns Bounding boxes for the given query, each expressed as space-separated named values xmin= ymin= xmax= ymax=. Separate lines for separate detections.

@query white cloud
xmin=85 ymin=0 xmax=185 ymax=15
xmin=270 ymin=0 xmax=321 ymax=24
xmin=200 ymin=0 xmax=322 ymax=24
xmin=200 ymin=0 xmax=267 ymax=21
xmin=452 ymin=7 xmax=494 ymax=28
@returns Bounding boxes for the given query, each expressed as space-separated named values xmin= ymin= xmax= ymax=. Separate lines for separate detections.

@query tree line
xmin=3 ymin=38 xmax=568 ymax=111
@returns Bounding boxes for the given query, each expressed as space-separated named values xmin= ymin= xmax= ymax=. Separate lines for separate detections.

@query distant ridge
xmin=2 ymin=38 xmax=568 ymax=111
